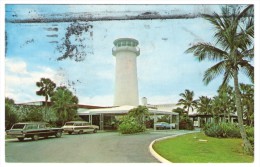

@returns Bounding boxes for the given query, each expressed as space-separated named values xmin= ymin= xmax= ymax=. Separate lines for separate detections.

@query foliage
xmin=203 ymin=122 xmax=241 ymax=138
xmin=179 ymin=117 xmax=194 ymax=130
xmin=153 ymin=132 xmax=253 ymax=163
xmin=245 ymin=126 xmax=254 ymax=147
xmin=51 ymin=86 xmax=78 ymax=126
xmin=203 ymin=123 xmax=254 ymax=150
xmin=5 ymin=97 xmax=18 ymax=130
xmin=128 ymin=106 xmax=149 ymax=126
xmin=25 ymin=108 xmax=44 ymax=122
xmin=157 ymin=115 xmax=170 ymax=123
xmin=186 ymin=5 xmax=254 ymax=155
xmin=145 ymin=118 xmax=154 ymax=128
xmin=172 ymin=107 xmax=184 ymax=119
xmin=177 ymin=89 xmax=197 ymax=113
xmin=118 ymin=106 xmax=148 ymax=134
xmin=240 ymin=83 xmax=254 ymax=126
xmin=196 ymin=96 xmax=212 ymax=115
xmin=118 ymin=116 xmax=146 ymax=134
xmin=208 ymin=85 xmax=236 ymax=123
xmin=36 ymin=78 xmax=56 ymax=105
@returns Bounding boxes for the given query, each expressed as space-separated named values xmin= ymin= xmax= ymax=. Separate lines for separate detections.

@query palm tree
xmin=217 ymin=85 xmax=236 ymax=122
xmin=36 ymin=78 xmax=56 ymax=107
xmin=177 ymin=89 xmax=197 ymax=114
xmin=196 ymin=96 xmax=212 ymax=123
xmin=186 ymin=5 xmax=254 ymax=155
xmin=51 ymin=86 xmax=78 ymax=126
xmin=197 ymin=96 xmax=212 ymax=114
xmin=240 ymin=83 xmax=254 ymax=126
xmin=128 ymin=106 xmax=149 ymax=127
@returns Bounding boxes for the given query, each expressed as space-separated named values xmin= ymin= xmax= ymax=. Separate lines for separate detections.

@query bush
xmin=245 ymin=126 xmax=254 ymax=147
xmin=204 ymin=123 xmax=241 ymax=138
xmin=5 ymin=106 xmax=18 ymax=130
xmin=118 ymin=116 xmax=146 ymax=134
xmin=179 ymin=118 xmax=194 ymax=130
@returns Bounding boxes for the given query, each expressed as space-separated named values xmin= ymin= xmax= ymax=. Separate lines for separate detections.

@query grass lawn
xmin=153 ymin=132 xmax=254 ymax=163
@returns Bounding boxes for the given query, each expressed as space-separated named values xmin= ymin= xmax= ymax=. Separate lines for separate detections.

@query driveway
xmin=5 ymin=130 xmax=197 ymax=163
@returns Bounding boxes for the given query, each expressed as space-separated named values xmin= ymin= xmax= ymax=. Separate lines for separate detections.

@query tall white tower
xmin=112 ymin=38 xmax=140 ymax=106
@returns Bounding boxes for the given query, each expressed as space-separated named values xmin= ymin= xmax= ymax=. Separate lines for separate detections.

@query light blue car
xmin=155 ymin=122 xmax=175 ymax=130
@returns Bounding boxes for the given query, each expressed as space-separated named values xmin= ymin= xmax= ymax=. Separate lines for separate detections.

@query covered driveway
xmin=78 ymin=105 xmax=179 ymax=130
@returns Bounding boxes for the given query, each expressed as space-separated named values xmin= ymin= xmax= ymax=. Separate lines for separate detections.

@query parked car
xmin=6 ymin=122 xmax=63 ymax=141
xmin=155 ymin=122 xmax=176 ymax=130
xmin=62 ymin=121 xmax=99 ymax=134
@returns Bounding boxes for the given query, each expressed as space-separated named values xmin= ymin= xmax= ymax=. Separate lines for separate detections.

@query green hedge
xmin=204 ymin=123 xmax=240 ymax=138
xmin=118 ymin=116 xmax=146 ymax=134
xmin=203 ymin=122 xmax=254 ymax=140
xmin=179 ymin=118 xmax=194 ymax=130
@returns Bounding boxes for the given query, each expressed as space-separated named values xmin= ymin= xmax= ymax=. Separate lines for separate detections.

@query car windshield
xmin=65 ymin=123 xmax=75 ymax=126
xmin=12 ymin=124 xmax=25 ymax=129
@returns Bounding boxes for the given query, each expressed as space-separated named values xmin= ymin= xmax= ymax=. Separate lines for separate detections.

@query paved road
xmin=5 ymin=130 xmax=197 ymax=163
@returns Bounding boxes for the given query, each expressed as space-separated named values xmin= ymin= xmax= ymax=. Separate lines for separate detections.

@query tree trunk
xmin=233 ymin=70 xmax=253 ymax=155
xmin=45 ymin=96 xmax=48 ymax=119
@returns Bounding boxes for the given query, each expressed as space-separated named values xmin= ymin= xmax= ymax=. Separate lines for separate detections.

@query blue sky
xmin=5 ymin=4 xmax=253 ymax=106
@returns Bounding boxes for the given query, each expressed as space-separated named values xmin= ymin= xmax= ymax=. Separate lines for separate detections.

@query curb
xmin=149 ymin=131 xmax=199 ymax=163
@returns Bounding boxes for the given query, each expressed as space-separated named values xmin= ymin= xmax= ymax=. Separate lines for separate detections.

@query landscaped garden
xmin=153 ymin=132 xmax=254 ymax=163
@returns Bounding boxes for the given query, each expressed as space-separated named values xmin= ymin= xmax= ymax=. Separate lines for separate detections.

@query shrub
xmin=246 ymin=126 xmax=254 ymax=147
xmin=204 ymin=123 xmax=223 ymax=137
xmin=179 ymin=118 xmax=194 ymax=130
xmin=118 ymin=106 xmax=148 ymax=134
xmin=118 ymin=116 xmax=146 ymax=134
xmin=5 ymin=106 xmax=18 ymax=130
xmin=204 ymin=123 xmax=254 ymax=149
xmin=204 ymin=123 xmax=240 ymax=138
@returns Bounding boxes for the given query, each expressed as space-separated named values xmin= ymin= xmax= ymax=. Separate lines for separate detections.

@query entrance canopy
xmin=78 ymin=105 xmax=179 ymax=130
xmin=78 ymin=105 xmax=179 ymax=116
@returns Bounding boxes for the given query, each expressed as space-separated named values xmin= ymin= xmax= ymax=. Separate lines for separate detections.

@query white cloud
xmin=5 ymin=58 xmax=115 ymax=105
xmin=5 ymin=59 xmax=28 ymax=74
xmin=5 ymin=58 xmax=57 ymax=103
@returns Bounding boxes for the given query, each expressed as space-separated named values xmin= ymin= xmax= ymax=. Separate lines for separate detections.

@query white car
xmin=62 ymin=121 xmax=99 ymax=134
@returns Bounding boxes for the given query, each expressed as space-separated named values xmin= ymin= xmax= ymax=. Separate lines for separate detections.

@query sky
xmin=4 ymin=4 xmax=254 ymax=106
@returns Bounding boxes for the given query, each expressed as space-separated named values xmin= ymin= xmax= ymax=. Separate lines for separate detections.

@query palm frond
xmin=186 ymin=42 xmax=227 ymax=62
xmin=241 ymin=47 xmax=254 ymax=60
xmin=202 ymin=13 xmax=225 ymax=33
xmin=235 ymin=5 xmax=254 ymax=23
xmin=221 ymin=68 xmax=233 ymax=88
xmin=240 ymin=63 xmax=254 ymax=83
xmin=203 ymin=61 xmax=226 ymax=85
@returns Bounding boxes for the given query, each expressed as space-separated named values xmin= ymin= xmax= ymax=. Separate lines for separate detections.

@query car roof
xmin=15 ymin=122 xmax=48 ymax=124
xmin=66 ymin=121 xmax=88 ymax=123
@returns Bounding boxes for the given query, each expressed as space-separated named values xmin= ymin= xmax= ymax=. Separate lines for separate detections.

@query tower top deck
xmin=113 ymin=38 xmax=139 ymax=47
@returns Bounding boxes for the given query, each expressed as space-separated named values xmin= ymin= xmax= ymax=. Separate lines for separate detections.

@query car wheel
xmin=18 ymin=137 xmax=24 ymax=141
xmin=32 ymin=134 xmax=39 ymax=141
xmin=78 ymin=130 xmax=83 ymax=134
xmin=55 ymin=131 xmax=62 ymax=138
xmin=68 ymin=132 xmax=72 ymax=135
xmin=93 ymin=129 xmax=97 ymax=133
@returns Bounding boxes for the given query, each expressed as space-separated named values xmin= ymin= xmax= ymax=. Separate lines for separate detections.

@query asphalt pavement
xmin=5 ymin=129 xmax=198 ymax=163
